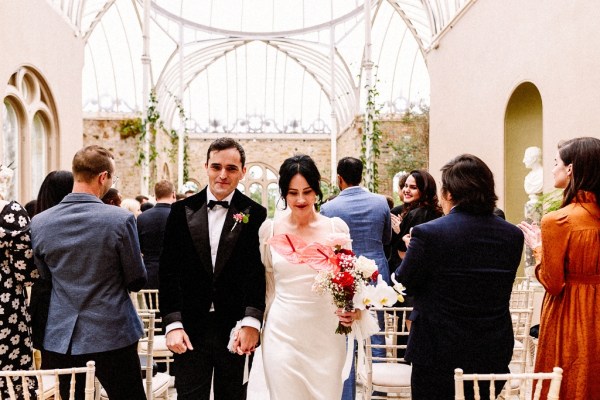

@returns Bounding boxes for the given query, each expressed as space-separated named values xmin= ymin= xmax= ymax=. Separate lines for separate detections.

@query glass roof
xmin=48 ymin=0 xmax=470 ymax=134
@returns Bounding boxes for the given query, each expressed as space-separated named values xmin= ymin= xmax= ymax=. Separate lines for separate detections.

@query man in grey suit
xmin=320 ymin=156 xmax=392 ymax=400
xmin=31 ymin=145 xmax=147 ymax=400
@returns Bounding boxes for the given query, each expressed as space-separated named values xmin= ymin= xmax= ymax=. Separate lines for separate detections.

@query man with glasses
xmin=31 ymin=145 xmax=147 ymax=400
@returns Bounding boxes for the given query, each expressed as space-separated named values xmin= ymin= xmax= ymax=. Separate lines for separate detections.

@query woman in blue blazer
xmin=395 ymin=154 xmax=524 ymax=400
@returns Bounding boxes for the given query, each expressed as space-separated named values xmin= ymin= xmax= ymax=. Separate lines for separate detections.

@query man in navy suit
xmin=31 ymin=145 xmax=147 ymax=400
xmin=396 ymin=154 xmax=524 ymax=399
xmin=137 ymin=179 xmax=176 ymax=289
xmin=159 ymin=138 xmax=266 ymax=400
xmin=320 ymin=156 xmax=391 ymax=400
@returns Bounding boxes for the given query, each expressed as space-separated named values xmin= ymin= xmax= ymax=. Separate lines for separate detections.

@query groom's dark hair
xmin=206 ymin=137 xmax=246 ymax=167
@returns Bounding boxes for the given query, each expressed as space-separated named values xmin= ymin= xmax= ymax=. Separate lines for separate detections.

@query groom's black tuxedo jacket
xmin=159 ymin=188 xmax=267 ymax=340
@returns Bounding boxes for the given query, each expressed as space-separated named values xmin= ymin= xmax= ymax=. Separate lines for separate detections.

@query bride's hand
xmin=336 ymin=309 xmax=361 ymax=327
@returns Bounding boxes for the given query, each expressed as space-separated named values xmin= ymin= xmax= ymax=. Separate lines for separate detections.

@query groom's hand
xmin=166 ymin=328 xmax=194 ymax=354
xmin=235 ymin=326 xmax=259 ymax=355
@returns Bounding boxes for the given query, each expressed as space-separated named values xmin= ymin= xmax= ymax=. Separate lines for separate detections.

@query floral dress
xmin=0 ymin=201 xmax=38 ymax=397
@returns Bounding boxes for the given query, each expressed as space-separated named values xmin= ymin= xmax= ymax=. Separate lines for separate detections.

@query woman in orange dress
xmin=519 ymin=137 xmax=600 ymax=400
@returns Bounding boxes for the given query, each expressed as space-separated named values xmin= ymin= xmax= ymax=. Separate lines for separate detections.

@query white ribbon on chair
xmin=341 ymin=310 xmax=381 ymax=380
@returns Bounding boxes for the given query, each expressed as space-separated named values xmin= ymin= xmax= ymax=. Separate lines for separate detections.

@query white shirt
xmin=166 ymin=188 xmax=260 ymax=335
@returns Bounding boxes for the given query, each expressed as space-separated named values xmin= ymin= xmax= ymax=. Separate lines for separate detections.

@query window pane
xmin=2 ymin=100 xmax=19 ymax=201
xmin=249 ymin=183 xmax=263 ymax=205
xmin=32 ymin=113 xmax=47 ymax=198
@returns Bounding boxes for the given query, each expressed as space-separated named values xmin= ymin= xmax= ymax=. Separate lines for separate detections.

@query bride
xmin=259 ymin=155 xmax=357 ymax=399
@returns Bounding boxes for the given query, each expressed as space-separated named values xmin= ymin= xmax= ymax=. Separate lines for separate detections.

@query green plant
xmin=361 ymin=74 xmax=382 ymax=193
xmin=538 ymin=189 xmax=563 ymax=214
xmin=117 ymin=118 xmax=143 ymax=139
xmin=385 ymin=105 xmax=429 ymax=177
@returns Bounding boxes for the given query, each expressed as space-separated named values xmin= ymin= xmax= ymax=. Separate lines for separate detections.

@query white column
xmin=363 ymin=0 xmax=374 ymax=190
xmin=329 ymin=0 xmax=337 ymax=185
xmin=140 ymin=0 xmax=151 ymax=195
xmin=177 ymin=20 xmax=185 ymax=190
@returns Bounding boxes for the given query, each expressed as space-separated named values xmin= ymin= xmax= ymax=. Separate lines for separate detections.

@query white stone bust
xmin=523 ymin=146 xmax=543 ymax=196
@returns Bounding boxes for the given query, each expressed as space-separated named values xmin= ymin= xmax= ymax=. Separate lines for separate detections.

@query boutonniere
xmin=231 ymin=209 xmax=250 ymax=231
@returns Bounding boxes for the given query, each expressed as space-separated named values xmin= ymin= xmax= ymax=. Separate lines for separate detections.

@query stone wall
xmin=84 ymin=116 xmax=428 ymax=200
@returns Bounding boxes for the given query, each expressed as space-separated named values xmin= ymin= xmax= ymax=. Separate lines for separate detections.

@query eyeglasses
xmin=104 ymin=171 xmax=119 ymax=187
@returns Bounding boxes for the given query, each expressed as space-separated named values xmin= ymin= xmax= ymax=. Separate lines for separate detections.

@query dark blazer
xmin=395 ymin=207 xmax=523 ymax=370
xmin=159 ymin=188 xmax=267 ymax=340
xmin=137 ymin=202 xmax=171 ymax=289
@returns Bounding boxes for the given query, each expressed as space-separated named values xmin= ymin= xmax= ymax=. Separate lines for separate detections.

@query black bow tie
xmin=208 ymin=200 xmax=229 ymax=209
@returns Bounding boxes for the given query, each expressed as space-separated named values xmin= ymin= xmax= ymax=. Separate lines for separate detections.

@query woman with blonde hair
xmin=121 ymin=198 xmax=141 ymax=217
xmin=519 ymin=137 xmax=600 ymax=400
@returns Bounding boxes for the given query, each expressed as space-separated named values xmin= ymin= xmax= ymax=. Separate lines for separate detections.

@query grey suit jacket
xmin=320 ymin=186 xmax=392 ymax=283
xmin=31 ymin=193 xmax=147 ymax=355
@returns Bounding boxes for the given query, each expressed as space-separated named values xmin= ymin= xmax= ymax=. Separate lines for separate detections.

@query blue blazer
xmin=31 ymin=193 xmax=147 ymax=355
xmin=395 ymin=208 xmax=523 ymax=369
xmin=321 ymin=186 xmax=391 ymax=283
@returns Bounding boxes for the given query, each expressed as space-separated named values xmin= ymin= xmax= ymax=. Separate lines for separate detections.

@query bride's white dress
xmin=259 ymin=218 xmax=348 ymax=399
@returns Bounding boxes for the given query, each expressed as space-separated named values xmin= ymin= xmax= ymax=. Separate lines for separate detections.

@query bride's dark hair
xmin=278 ymin=154 xmax=323 ymax=208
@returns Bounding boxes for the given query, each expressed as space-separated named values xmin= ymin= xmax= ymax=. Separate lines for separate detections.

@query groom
xmin=159 ymin=138 xmax=267 ymax=400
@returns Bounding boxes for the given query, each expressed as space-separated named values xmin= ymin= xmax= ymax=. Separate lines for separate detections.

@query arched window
xmin=238 ymin=163 xmax=279 ymax=218
xmin=1 ymin=67 xmax=58 ymax=202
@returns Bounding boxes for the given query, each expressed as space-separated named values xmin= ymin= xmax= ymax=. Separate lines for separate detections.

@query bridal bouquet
xmin=268 ymin=233 xmax=406 ymax=334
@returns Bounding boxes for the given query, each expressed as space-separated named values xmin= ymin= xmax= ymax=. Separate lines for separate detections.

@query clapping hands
xmin=517 ymin=221 xmax=542 ymax=250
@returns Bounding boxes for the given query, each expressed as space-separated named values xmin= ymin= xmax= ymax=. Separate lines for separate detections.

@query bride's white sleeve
xmin=331 ymin=216 xmax=352 ymax=250
xmin=258 ymin=219 xmax=275 ymax=319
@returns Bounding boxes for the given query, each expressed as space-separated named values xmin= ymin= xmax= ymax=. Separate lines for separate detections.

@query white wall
xmin=0 ymin=0 xmax=84 ymax=171
xmin=427 ymin=1 xmax=600 ymax=208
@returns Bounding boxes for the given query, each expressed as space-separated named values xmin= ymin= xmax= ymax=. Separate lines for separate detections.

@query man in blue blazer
xmin=137 ymin=179 xmax=176 ymax=289
xmin=320 ymin=156 xmax=391 ymax=400
xmin=159 ymin=138 xmax=266 ymax=400
xmin=396 ymin=154 xmax=524 ymax=399
xmin=31 ymin=145 xmax=147 ymax=400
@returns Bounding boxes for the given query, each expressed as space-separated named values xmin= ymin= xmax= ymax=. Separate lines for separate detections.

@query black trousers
xmin=411 ymin=362 xmax=507 ymax=400
xmin=173 ymin=314 xmax=253 ymax=400
xmin=44 ymin=342 xmax=145 ymax=400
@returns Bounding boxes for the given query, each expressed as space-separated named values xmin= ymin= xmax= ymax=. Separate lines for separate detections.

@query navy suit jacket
xmin=395 ymin=208 xmax=523 ymax=369
xmin=159 ymin=188 xmax=266 ymax=340
xmin=31 ymin=193 xmax=147 ymax=355
xmin=321 ymin=186 xmax=391 ymax=282
xmin=137 ymin=202 xmax=171 ymax=289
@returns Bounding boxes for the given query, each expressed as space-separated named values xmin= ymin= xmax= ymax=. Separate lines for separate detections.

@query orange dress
xmin=534 ymin=191 xmax=600 ymax=400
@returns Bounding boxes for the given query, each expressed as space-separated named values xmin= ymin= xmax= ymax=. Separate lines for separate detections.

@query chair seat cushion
xmin=372 ymin=362 xmax=412 ymax=387
xmin=100 ymin=372 xmax=170 ymax=399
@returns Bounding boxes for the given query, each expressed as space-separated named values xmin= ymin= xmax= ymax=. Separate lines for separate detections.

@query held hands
xmin=336 ymin=309 xmax=361 ymax=327
xmin=517 ymin=221 xmax=542 ymax=250
xmin=166 ymin=328 xmax=194 ymax=354
xmin=231 ymin=326 xmax=259 ymax=356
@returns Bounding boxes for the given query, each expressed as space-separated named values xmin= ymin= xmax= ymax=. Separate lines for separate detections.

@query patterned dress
xmin=0 ymin=201 xmax=38 ymax=397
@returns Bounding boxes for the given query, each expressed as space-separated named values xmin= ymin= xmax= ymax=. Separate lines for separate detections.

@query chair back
xmin=359 ymin=307 xmax=413 ymax=400
xmin=454 ymin=367 xmax=563 ymax=400
xmin=138 ymin=311 xmax=170 ymax=400
xmin=0 ymin=361 xmax=95 ymax=400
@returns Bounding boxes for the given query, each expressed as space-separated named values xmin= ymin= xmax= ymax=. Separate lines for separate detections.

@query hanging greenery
xmin=361 ymin=75 xmax=382 ymax=193
xmin=128 ymin=90 xmax=191 ymax=185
